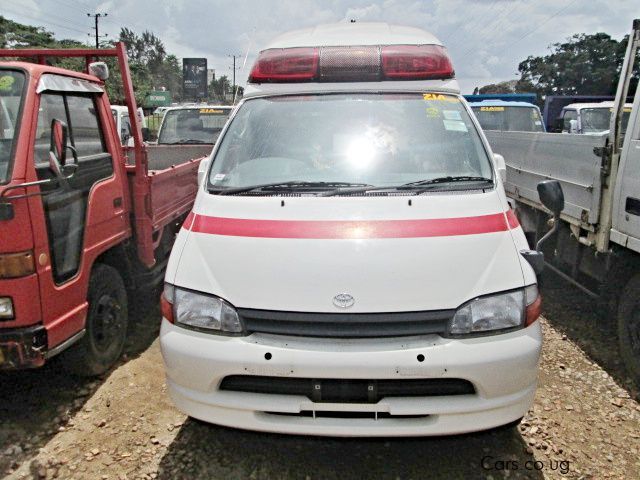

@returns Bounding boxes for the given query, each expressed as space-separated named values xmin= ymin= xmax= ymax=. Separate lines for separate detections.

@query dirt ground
xmin=1 ymin=275 xmax=639 ymax=480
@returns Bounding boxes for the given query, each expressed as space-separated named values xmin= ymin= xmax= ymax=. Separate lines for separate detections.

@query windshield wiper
xmin=321 ymin=176 xmax=493 ymax=197
xmin=167 ymin=139 xmax=208 ymax=144
xmin=397 ymin=176 xmax=493 ymax=189
xmin=213 ymin=181 xmax=373 ymax=196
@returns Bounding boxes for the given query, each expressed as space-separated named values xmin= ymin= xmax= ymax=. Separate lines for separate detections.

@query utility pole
xmin=87 ymin=13 xmax=108 ymax=48
xmin=228 ymin=54 xmax=241 ymax=101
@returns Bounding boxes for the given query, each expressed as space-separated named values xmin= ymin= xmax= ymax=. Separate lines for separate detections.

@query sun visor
xmin=36 ymin=74 xmax=104 ymax=94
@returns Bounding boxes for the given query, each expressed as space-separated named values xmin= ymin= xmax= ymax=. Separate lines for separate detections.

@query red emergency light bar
xmin=248 ymin=44 xmax=454 ymax=83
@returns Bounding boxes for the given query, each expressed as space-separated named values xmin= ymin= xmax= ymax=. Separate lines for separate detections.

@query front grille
xmin=220 ymin=376 xmax=475 ymax=403
xmin=238 ymin=309 xmax=454 ymax=338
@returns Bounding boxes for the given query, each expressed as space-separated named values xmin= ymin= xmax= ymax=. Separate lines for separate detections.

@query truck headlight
xmin=0 ymin=297 xmax=14 ymax=320
xmin=448 ymin=286 xmax=540 ymax=336
xmin=162 ymin=284 xmax=243 ymax=334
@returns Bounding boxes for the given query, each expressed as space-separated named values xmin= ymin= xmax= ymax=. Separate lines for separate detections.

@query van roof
xmin=244 ymin=22 xmax=458 ymax=99
xmin=263 ymin=22 xmax=443 ymax=50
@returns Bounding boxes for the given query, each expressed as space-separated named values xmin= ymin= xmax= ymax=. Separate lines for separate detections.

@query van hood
xmin=171 ymin=191 xmax=524 ymax=313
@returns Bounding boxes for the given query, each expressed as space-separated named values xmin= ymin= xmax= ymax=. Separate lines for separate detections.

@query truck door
xmin=615 ymin=101 xmax=640 ymax=243
xmin=32 ymin=84 xmax=126 ymax=347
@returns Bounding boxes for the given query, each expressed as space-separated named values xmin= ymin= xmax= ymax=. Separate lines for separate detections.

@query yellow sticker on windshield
xmin=480 ymin=106 xmax=504 ymax=112
xmin=423 ymin=93 xmax=457 ymax=102
xmin=426 ymin=107 xmax=440 ymax=117
xmin=199 ymin=108 xmax=225 ymax=114
xmin=0 ymin=76 xmax=15 ymax=91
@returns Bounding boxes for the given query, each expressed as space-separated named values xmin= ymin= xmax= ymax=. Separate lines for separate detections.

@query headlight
xmin=448 ymin=286 xmax=540 ymax=336
xmin=162 ymin=284 xmax=243 ymax=334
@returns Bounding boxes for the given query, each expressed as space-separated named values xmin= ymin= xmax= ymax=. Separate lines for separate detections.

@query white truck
xmin=559 ymin=101 xmax=632 ymax=135
xmin=485 ymin=19 xmax=640 ymax=382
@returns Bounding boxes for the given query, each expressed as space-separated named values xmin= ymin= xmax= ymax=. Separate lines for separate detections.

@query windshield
xmin=581 ymin=108 xmax=611 ymax=133
xmin=581 ymin=108 xmax=631 ymax=134
xmin=471 ymin=105 xmax=544 ymax=132
xmin=0 ymin=70 xmax=26 ymax=183
xmin=157 ymin=107 xmax=232 ymax=144
xmin=208 ymin=93 xmax=493 ymax=194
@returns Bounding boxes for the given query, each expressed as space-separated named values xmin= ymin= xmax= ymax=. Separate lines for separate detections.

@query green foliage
xmin=0 ymin=16 xmax=182 ymax=107
xmin=478 ymin=80 xmax=518 ymax=94
xmin=0 ymin=15 xmax=57 ymax=48
xmin=208 ymin=74 xmax=244 ymax=104
xmin=516 ymin=32 xmax=639 ymax=97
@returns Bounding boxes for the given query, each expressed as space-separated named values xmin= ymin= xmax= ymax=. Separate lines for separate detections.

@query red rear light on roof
xmin=248 ymin=44 xmax=454 ymax=84
xmin=382 ymin=45 xmax=454 ymax=80
xmin=249 ymin=47 xmax=319 ymax=83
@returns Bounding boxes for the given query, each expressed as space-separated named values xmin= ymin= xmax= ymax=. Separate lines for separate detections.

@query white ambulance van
xmin=160 ymin=22 xmax=555 ymax=437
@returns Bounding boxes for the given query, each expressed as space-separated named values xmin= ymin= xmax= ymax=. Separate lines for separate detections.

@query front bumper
xmin=160 ymin=319 xmax=542 ymax=437
xmin=0 ymin=324 xmax=47 ymax=370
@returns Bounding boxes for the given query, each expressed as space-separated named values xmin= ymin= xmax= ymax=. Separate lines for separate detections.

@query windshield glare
xmin=471 ymin=106 xmax=544 ymax=132
xmin=0 ymin=70 xmax=25 ymax=183
xmin=157 ymin=107 xmax=231 ymax=144
xmin=208 ymin=93 xmax=493 ymax=193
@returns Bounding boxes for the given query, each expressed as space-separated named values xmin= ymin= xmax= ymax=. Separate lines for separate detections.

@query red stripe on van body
xmin=187 ymin=212 xmax=515 ymax=239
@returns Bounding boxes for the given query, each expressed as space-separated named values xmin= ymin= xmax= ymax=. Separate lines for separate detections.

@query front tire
xmin=617 ymin=274 xmax=640 ymax=384
xmin=62 ymin=264 xmax=128 ymax=376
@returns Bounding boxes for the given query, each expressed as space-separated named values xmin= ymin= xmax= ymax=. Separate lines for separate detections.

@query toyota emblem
xmin=333 ymin=293 xmax=355 ymax=309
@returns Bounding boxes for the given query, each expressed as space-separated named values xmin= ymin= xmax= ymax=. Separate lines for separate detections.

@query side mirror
xmin=121 ymin=128 xmax=130 ymax=144
xmin=197 ymin=157 xmax=210 ymax=187
xmin=537 ymin=180 xmax=564 ymax=217
xmin=493 ymin=153 xmax=506 ymax=183
xmin=50 ymin=118 xmax=67 ymax=166
xmin=569 ymin=119 xmax=579 ymax=134
xmin=141 ymin=127 xmax=151 ymax=142
xmin=49 ymin=119 xmax=78 ymax=190
xmin=535 ymin=180 xmax=565 ymax=252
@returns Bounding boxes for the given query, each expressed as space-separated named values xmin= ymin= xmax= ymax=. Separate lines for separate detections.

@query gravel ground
xmin=1 ymin=275 xmax=639 ymax=480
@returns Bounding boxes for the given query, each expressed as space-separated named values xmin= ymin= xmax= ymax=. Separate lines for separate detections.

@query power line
xmin=1 ymin=9 xmax=87 ymax=35
xmin=87 ymin=13 xmax=108 ymax=49
xmin=456 ymin=0 xmax=580 ymax=65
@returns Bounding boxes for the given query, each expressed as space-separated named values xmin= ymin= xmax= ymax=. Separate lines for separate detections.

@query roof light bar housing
xmin=248 ymin=44 xmax=454 ymax=83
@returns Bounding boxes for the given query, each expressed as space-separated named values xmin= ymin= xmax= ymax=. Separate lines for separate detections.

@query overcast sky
xmin=1 ymin=0 xmax=638 ymax=93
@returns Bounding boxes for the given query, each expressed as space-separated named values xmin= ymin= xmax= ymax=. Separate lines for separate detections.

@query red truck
xmin=0 ymin=44 xmax=210 ymax=375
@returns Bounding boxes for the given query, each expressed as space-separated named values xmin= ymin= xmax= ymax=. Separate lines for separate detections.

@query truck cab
xmin=470 ymin=100 xmax=545 ymax=132
xmin=560 ymin=101 xmax=633 ymax=135
xmin=111 ymin=104 xmax=147 ymax=146
xmin=0 ymin=45 xmax=204 ymax=374
xmin=156 ymin=105 xmax=232 ymax=145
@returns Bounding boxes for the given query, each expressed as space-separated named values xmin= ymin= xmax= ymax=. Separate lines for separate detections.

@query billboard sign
xmin=144 ymin=91 xmax=172 ymax=107
xmin=183 ymin=58 xmax=208 ymax=100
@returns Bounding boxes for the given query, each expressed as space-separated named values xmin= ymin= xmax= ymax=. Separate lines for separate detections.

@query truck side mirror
xmin=50 ymin=118 xmax=68 ymax=166
xmin=49 ymin=119 xmax=78 ymax=190
xmin=569 ymin=119 xmax=578 ymax=134
xmin=537 ymin=180 xmax=564 ymax=217
xmin=535 ymin=180 xmax=565 ymax=252
xmin=141 ymin=127 xmax=151 ymax=142
xmin=493 ymin=153 xmax=506 ymax=183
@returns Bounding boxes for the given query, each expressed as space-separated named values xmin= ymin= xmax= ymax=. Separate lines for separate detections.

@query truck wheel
xmin=62 ymin=264 xmax=128 ymax=377
xmin=618 ymin=274 xmax=640 ymax=384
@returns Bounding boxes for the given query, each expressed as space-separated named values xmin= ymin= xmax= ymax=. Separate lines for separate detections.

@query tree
xmin=516 ymin=32 xmax=639 ymax=97
xmin=478 ymin=80 xmax=518 ymax=94
xmin=0 ymin=15 xmax=56 ymax=48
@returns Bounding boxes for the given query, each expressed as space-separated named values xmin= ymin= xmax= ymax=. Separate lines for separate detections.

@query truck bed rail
xmin=485 ymin=130 xmax=607 ymax=226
